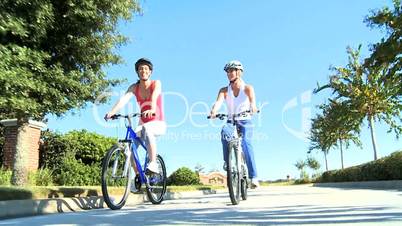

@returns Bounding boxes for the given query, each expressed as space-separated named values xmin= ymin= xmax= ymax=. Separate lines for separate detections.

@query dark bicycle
xmin=208 ymin=110 xmax=258 ymax=205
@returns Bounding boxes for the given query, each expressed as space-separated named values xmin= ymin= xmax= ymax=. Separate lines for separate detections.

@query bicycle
xmin=208 ymin=110 xmax=258 ymax=205
xmin=101 ymin=113 xmax=167 ymax=210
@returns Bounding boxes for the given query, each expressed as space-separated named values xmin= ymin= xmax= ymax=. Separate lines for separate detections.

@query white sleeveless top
xmin=225 ymin=82 xmax=251 ymax=120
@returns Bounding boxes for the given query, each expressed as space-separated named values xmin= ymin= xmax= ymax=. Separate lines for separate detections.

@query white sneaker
xmin=251 ymin=178 xmax=260 ymax=189
xmin=147 ymin=161 xmax=159 ymax=174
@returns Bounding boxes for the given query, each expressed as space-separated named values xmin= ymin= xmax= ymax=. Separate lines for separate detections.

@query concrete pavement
xmin=0 ymin=180 xmax=401 ymax=220
xmin=1 ymin=184 xmax=402 ymax=225
xmin=0 ymin=189 xmax=222 ymax=219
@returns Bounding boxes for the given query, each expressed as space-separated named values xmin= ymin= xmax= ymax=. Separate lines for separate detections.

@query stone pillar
xmin=0 ymin=119 xmax=46 ymax=172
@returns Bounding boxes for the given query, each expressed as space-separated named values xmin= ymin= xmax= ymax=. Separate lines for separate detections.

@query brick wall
xmin=199 ymin=172 xmax=227 ymax=186
xmin=1 ymin=120 xmax=46 ymax=171
xmin=2 ymin=125 xmax=18 ymax=169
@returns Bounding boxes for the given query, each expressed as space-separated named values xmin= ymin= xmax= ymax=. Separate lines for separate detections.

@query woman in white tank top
xmin=209 ymin=60 xmax=260 ymax=188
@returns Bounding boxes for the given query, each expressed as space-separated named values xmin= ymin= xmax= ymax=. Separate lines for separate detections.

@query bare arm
xmin=104 ymin=84 xmax=135 ymax=120
xmin=151 ymin=80 xmax=162 ymax=112
xmin=209 ymin=87 xmax=227 ymax=117
xmin=245 ymin=85 xmax=258 ymax=113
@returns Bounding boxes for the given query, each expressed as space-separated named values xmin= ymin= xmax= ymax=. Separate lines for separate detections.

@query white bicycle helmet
xmin=224 ymin=60 xmax=243 ymax=72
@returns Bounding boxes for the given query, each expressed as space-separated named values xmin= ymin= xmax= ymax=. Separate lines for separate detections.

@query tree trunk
xmin=339 ymin=139 xmax=344 ymax=169
xmin=368 ymin=115 xmax=378 ymax=160
xmin=323 ymin=150 xmax=328 ymax=171
xmin=11 ymin=119 xmax=29 ymax=186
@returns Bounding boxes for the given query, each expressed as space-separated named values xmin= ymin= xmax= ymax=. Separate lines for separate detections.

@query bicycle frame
xmin=115 ymin=115 xmax=150 ymax=186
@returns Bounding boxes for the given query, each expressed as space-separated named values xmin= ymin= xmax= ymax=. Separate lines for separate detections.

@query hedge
xmin=317 ymin=150 xmax=402 ymax=182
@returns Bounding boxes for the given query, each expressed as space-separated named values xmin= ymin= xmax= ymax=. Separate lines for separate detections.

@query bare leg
xmin=147 ymin=140 xmax=157 ymax=162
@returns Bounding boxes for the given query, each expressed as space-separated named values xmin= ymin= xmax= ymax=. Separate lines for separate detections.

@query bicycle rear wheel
xmin=101 ymin=144 xmax=132 ymax=210
xmin=145 ymin=155 xmax=167 ymax=204
xmin=227 ymin=141 xmax=240 ymax=205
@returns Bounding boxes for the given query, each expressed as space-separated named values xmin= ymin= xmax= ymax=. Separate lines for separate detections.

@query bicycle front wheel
xmin=146 ymin=155 xmax=167 ymax=204
xmin=240 ymin=153 xmax=248 ymax=201
xmin=227 ymin=141 xmax=240 ymax=205
xmin=101 ymin=144 xmax=132 ymax=210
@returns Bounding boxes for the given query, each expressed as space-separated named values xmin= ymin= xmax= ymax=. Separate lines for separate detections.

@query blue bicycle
xmin=101 ymin=113 xmax=167 ymax=210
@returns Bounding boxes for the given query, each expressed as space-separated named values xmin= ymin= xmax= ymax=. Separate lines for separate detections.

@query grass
xmin=0 ymin=185 xmax=226 ymax=201
xmin=0 ymin=186 xmax=102 ymax=201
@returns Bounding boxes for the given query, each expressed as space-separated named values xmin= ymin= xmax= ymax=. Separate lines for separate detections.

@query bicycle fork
xmin=236 ymin=141 xmax=249 ymax=185
xmin=111 ymin=144 xmax=132 ymax=178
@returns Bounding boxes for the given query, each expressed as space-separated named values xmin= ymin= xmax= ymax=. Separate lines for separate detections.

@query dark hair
xmin=135 ymin=58 xmax=153 ymax=71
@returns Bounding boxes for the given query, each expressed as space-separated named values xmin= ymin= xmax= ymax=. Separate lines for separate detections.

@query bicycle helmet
xmin=224 ymin=60 xmax=243 ymax=72
xmin=135 ymin=58 xmax=153 ymax=71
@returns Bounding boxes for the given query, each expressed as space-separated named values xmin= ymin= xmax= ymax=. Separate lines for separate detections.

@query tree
xmin=0 ymin=0 xmax=141 ymax=185
xmin=294 ymin=160 xmax=307 ymax=180
xmin=306 ymin=156 xmax=321 ymax=179
xmin=309 ymin=101 xmax=361 ymax=170
xmin=326 ymin=101 xmax=362 ymax=169
xmin=309 ymin=113 xmax=334 ymax=171
xmin=194 ymin=163 xmax=205 ymax=175
xmin=364 ymin=0 xmax=401 ymax=84
xmin=306 ymin=157 xmax=320 ymax=171
xmin=315 ymin=46 xmax=402 ymax=160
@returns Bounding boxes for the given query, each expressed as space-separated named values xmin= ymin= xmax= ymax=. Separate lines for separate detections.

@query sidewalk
xmin=313 ymin=180 xmax=402 ymax=190
xmin=0 ymin=189 xmax=222 ymax=220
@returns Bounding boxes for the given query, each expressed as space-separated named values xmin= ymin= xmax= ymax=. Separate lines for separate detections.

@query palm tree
xmin=306 ymin=156 xmax=321 ymax=179
xmin=315 ymin=47 xmax=401 ymax=160
xmin=294 ymin=160 xmax=307 ymax=180
xmin=310 ymin=101 xmax=361 ymax=170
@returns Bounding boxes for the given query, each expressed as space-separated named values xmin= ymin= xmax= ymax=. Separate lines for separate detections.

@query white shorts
xmin=134 ymin=120 xmax=166 ymax=143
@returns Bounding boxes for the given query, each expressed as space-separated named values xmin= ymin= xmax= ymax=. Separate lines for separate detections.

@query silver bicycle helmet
xmin=224 ymin=60 xmax=243 ymax=72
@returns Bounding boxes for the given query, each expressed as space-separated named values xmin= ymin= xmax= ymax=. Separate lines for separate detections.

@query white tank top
xmin=225 ymin=82 xmax=251 ymax=120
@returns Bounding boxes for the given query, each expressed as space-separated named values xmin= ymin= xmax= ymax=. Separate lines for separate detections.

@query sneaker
xmin=146 ymin=161 xmax=159 ymax=174
xmin=251 ymin=178 xmax=260 ymax=189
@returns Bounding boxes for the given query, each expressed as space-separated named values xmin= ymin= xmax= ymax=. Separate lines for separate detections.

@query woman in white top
xmin=209 ymin=60 xmax=259 ymax=188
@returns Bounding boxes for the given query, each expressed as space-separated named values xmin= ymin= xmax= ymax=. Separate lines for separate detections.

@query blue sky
xmin=47 ymin=0 xmax=402 ymax=180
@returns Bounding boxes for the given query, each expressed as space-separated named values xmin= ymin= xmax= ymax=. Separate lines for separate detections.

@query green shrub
xmin=384 ymin=151 xmax=402 ymax=179
xmin=0 ymin=167 xmax=12 ymax=185
xmin=40 ymin=129 xmax=115 ymax=186
xmin=27 ymin=168 xmax=54 ymax=186
xmin=294 ymin=178 xmax=311 ymax=184
xmin=168 ymin=167 xmax=201 ymax=186
xmin=55 ymin=156 xmax=101 ymax=186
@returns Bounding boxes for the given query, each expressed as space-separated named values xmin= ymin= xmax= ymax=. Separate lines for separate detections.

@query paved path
xmin=1 ymin=185 xmax=402 ymax=225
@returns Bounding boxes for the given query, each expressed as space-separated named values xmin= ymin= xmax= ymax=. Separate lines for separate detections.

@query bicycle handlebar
xmin=207 ymin=110 xmax=260 ymax=120
xmin=109 ymin=113 xmax=155 ymax=120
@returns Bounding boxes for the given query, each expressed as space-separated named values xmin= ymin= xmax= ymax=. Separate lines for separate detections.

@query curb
xmin=0 ymin=190 xmax=223 ymax=220
xmin=313 ymin=180 xmax=402 ymax=190
xmin=0 ymin=194 xmax=144 ymax=220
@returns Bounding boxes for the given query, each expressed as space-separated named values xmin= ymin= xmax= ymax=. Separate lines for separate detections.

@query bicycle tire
xmin=240 ymin=153 xmax=248 ymax=200
xmin=227 ymin=141 xmax=240 ymax=205
xmin=101 ymin=144 xmax=132 ymax=210
xmin=145 ymin=155 xmax=167 ymax=204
